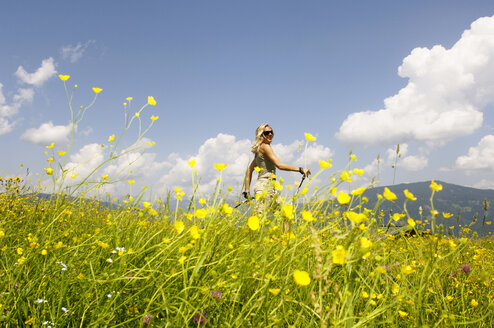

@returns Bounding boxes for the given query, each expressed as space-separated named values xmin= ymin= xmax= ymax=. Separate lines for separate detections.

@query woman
xmin=244 ymin=123 xmax=310 ymax=212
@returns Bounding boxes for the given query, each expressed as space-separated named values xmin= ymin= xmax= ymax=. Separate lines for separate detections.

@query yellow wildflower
xmin=430 ymin=180 xmax=443 ymax=192
xmin=248 ymin=216 xmax=260 ymax=231
xmin=188 ymin=159 xmax=196 ymax=168
xmin=301 ymin=210 xmax=315 ymax=222
xmin=108 ymin=134 xmax=115 ymax=142
xmin=304 ymin=133 xmax=316 ymax=141
xmin=293 ymin=269 xmax=311 ymax=286
xmin=337 ymin=192 xmax=351 ymax=205
xmin=58 ymin=74 xmax=70 ymax=81
xmin=148 ymin=96 xmax=157 ymax=106
xmin=214 ymin=163 xmax=227 ymax=171
xmin=404 ymin=189 xmax=417 ymax=201
xmin=383 ymin=188 xmax=397 ymax=201
xmin=45 ymin=168 xmax=54 ymax=175
xmin=332 ymin=245 xmax=348 ymax=265
xmin=174 ymin=221 xmax=185 ymax=234
xmin=319 ymin=159 xmax=332 ymax=169
xmin=92 ymin=87 xmax=102 ymax=94
xmin=268 ymin=288 xmax=281 ymax=295
xmin=190 ymin=226 xmax=201 ymax=239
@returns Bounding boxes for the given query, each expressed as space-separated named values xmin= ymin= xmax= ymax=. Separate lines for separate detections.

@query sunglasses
xmin=263 ymin=130 xmax=274 ymax=136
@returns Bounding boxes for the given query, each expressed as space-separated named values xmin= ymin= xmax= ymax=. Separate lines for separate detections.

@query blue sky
xmin=2 ymin=1 xmax=494 ymax=198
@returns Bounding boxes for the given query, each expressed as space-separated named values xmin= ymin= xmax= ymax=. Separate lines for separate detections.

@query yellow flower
xmin=398 ymin=310 xmax=408 ymax=318
xmin=148 ymin=96 xmax=157 ymax=106
xmin=282 ymin=205 xmax=294 ymax=220
xmin=214 ymin=163 xmax=227 ymax=171
xmin=57 ymin=151 xmax=66 ymax=156
xmin=407 ymin=218 xmax=416 ymax=227
xmin=346 ymin=211 xmax=365 ymax=224
xmin=58 ymin=74 xmax=70 ymax=81
xmin=301 ymin=210 xmax=315 ymax=222
xmin=304 ymin=133 xmax=316 ymax=141
xmin=179 ymin=256 xmax=187 ymax=264
xmin=108 ymin=134 xmax=115 ymax=142
xmin=350 ymin=154 xmax=357 ymax=161
xmin=351 ymin=187 xmax=366 ymax=196
xmin=126 ymin=97 xmax=133 ymax=101
xmin=47 ymin=157 xmax=54 ymax=162
xmin=268 ymin=288 xmax=281 ymax=295
xmin=404 ymin=189 xmax=417 ymax=201
xmin=341 ymin=171 xmax=352 ymax=182
xmin=319 ymin=159 xmax=332 ymax=169
xmin=194 ymin=208 xmax=208 ymax=219
xmin=188 ymin=159 xmax=196 ymax=168
xmin=299 ymin=187 xmax=308 ymax=195
xmin=46 ymin=143 xmax=54 ymax=149
xmin=392 ymin=283 xmax=399 ymax=294
xmin=293 ymin=269 xmax=311 ymax=286
xmin=174 ymin=221 xmax=185 ymax=234
xmin=40 ymin=249 xmax=47 ymax=256
xmin=101 ymin=174 xmax=109 ymax=180
xmin=92 ymin=87 xmax=103 ymax=94
xmin=446 ymin=295 xmax=454 ymax=302
xmin=401 ymin=265 xmax=416 ymax=275
xmin=332 ymin=245 xmax=348 ymax=265
xmin=45 ymin=168 xmax=54 ymax=175
xmin=337 ymin=192 xmax=351 ymax=205
xmin=151 ymin=115 xmax=159 ymax=121
xmin=361 ymin=291 xmax=369 ymax=298
xmin=392 ymin=213 xmax=405 ymax=222
xmin=383 ymin=187 xmax=397 ymax=201
xmin=248 ymin=216 xmax=260 ymax=231
xmin=360 ymin=237 xmax=372 ymax=250
xmin=222 ymin=203 xmax=233 ymax=215
xmin=430 ymin=180 xmax=443 ymax=192
xmin=470 ymin=299 xmax=479 ymax=308
xmin=135 ymin=112 xmax=140 ymax=117
xmin=148 ymin=208 xmax=158 ymax=216
xmin=254 ymin=166 xmax=263 ymax=172
xmin=353 ymin=168 xmax=364 ymax=175
xmin=17 ymin=247 xmax=24 ymax=255
xmin=190 ymin=226 xmax=201 ymax=239
xmin=442 ymin=212 xmax=453 ymax=218
xmin=127 ymin=180 xmax=135 ymax=184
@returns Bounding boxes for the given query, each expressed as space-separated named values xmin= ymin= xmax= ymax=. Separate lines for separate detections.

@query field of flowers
xmin=0 ymin=77 xmax=493 ymax=327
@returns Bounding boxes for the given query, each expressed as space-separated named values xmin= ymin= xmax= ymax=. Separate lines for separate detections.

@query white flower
xmin=106 ymin=258 xmax=113 ymax=263
xmin=35 ymin=298 xmax=48 ymax=303
xmin=61 ymin=307 xmax=69 ymax=313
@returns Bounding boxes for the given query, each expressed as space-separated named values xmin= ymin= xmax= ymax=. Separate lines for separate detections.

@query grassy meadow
xmin=0 ymin=77 xmax=493 ymax=327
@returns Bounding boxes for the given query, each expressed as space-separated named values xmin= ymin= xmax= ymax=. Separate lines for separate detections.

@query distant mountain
xmin=361 ymin=181 xmax=494 ymax=237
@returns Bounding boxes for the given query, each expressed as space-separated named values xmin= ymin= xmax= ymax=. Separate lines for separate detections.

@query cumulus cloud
xmin=15 ymin=57 xmax=57 ymax=87
xmin=20 ymin=121 xmax=72 ymax=145
xmin=41 ymin=134 xmax=334 ymax=198
xmin=473 ymin=179 xmax=494 ymax=190
xmin=0 ymin=83 xmax=35 ymax=135
xmin=61 ymin=40 xmax=95 ymax=63
xmin=159 ymin=133 xmax=334 ymax=196
xmin=400 ymin=155 xmax=428 ymax=171
xmin=455 ymin=135 xmax=494 ymax=171
xmin=337 ymin=15 xmax=494 ymax=146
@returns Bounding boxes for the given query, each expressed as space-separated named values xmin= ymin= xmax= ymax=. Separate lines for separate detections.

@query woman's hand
xmin=299 ymin=167 xmax=311 ymax=177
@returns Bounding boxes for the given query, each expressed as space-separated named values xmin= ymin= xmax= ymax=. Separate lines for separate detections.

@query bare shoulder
xmin=259 ymin=143 xmax=272 ymax=155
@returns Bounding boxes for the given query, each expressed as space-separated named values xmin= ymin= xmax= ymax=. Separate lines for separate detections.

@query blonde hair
xmin=251 ymin=123 xmax=271 ymax=154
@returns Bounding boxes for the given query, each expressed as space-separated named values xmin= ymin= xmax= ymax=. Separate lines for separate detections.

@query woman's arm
xmin=244 ymin=157 xmax=256 ymax=193
xmin=260 ymin=144 xmax=311 ymax=176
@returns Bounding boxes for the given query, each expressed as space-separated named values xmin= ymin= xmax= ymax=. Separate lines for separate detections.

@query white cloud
xmin=0 ymin=83 xmax=35 ymax=135
xmin=61 ymin=41 xmax=95 ymax=63
xmin=455 ymin=135 xmax=494 ymax=171
xmin=159 ymin=133 xmax=334 ymax=196
xmin=337 ymin=15 xmax=494 ymax=146
xmin=15 ymin=57 xmax=57 ymax=87
xmin=400 ymin=155 xmax=428 ymax=171
xmin=0 ymin=117 xmax=14 ymax=135
xmin=473 ymin=179 xmax=494 ymax=190
xmin=20 ymin=121 xmax=73 ymax=145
